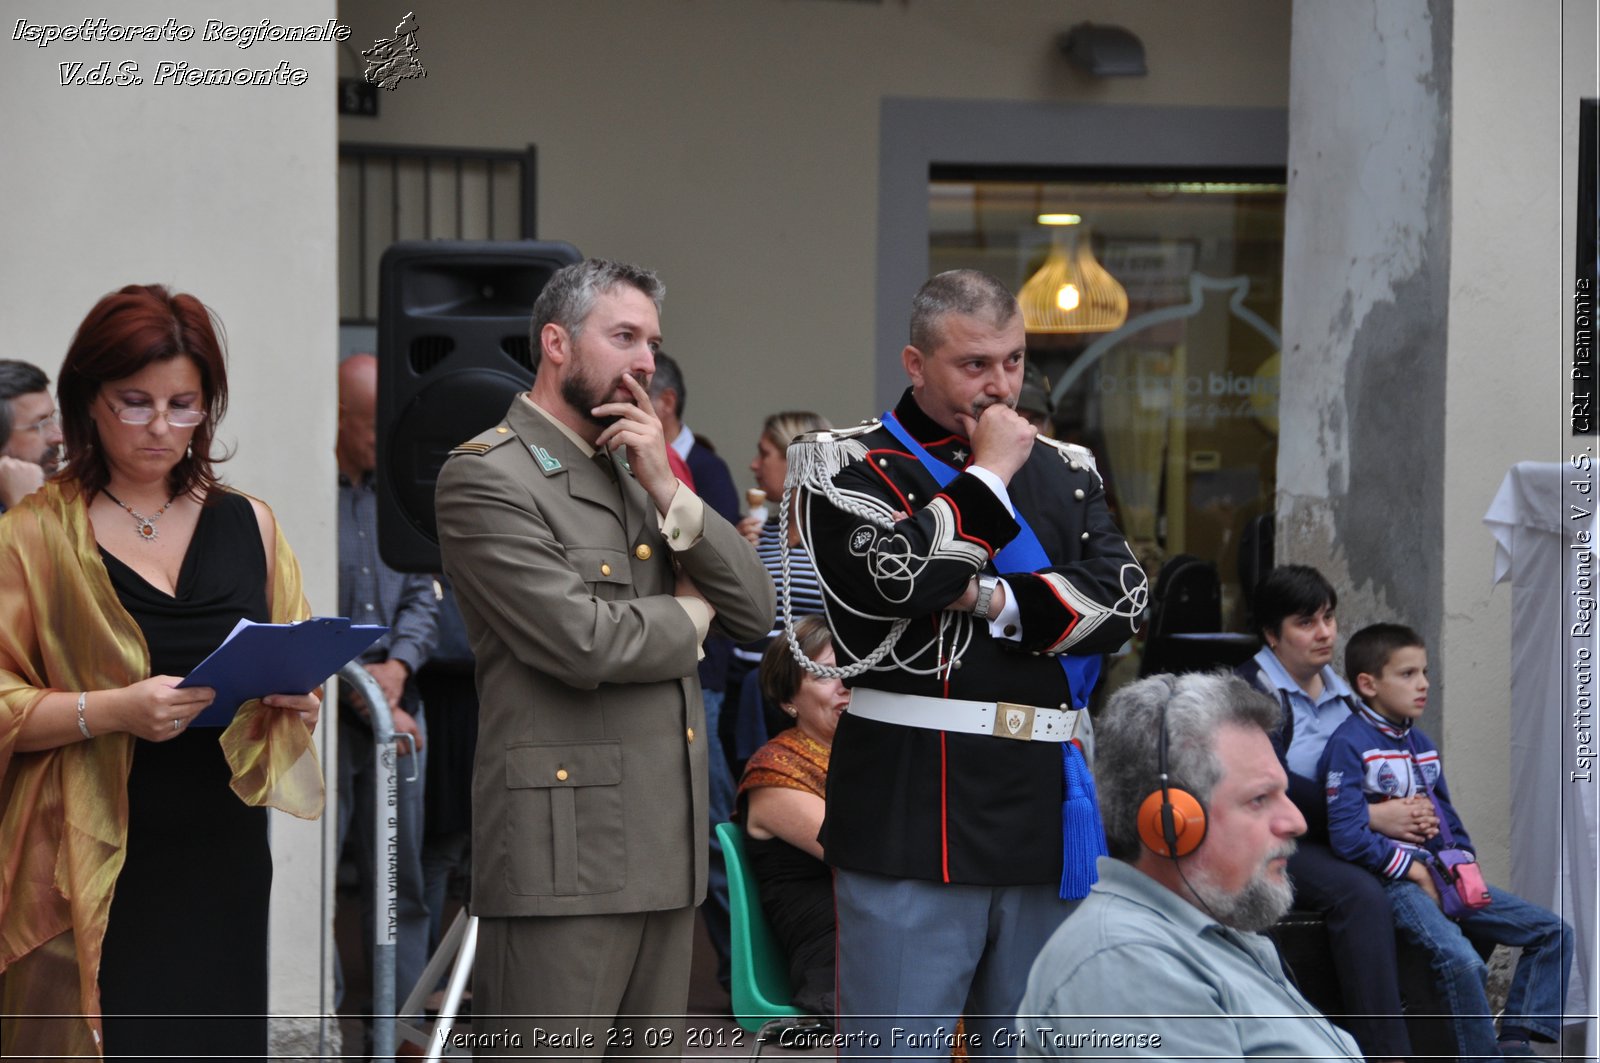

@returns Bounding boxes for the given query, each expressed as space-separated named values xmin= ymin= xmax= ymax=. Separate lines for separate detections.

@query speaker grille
xmin=377 ymin=239 xmax=582 ymax=571
xmin=409 ymin=335 xmax=456 ymax=374
xmin=501 ymin=334 xmax=535 ymax=373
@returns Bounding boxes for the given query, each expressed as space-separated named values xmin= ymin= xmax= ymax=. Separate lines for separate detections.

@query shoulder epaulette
xmin=789 ymin=419 xmax=882 ymax=449
xmin=448 ymin=424 xmax=518 ymax=457
xmin=786 ymin=419 xmax=879 ymax=492
xmin=1038 ymin=436 xmax=1101 ymax=482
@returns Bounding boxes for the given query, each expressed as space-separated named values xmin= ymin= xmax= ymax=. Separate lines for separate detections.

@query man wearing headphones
xmin=1018 ymin=673 xmax=1360 ymax=1060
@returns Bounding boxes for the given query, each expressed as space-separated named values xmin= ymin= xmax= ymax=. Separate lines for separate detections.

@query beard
xmin=1187 ymin=843 xmax=1297 ymax=932
xmin=38 ymin=445 xmax=62 ymax=476
xmin=561 ymin=363 xmax=640 ymax=430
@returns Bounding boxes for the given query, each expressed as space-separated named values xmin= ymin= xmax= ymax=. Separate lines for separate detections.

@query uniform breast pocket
xmin=504 ymin=741 xmax=626 ymax=896
xmin=566 ymin=546 xmax=632 ymax=601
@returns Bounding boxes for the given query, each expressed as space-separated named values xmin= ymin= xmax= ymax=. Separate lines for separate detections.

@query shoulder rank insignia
xmin=448 ymin=424 xmax=517 ymax=458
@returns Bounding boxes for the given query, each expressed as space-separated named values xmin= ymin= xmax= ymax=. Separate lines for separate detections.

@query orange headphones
xmin=1136 ymin=701 xmax=1208 ymax=858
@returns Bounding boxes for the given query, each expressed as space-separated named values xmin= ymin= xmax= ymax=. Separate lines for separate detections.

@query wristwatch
xmin=973 ymin=574 xmax=1000 ymax=622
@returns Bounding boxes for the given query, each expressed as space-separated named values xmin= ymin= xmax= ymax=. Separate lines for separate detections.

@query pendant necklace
xmin=102 ymin=489 xmax=178 ymax=542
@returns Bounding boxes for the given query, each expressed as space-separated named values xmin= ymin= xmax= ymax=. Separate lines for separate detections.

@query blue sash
xmin=880 ymin=411 xmax=1107 ymax=897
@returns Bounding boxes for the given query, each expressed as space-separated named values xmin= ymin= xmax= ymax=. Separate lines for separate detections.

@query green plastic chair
xmin=715 ymin=821 xmax=807 ymax=1032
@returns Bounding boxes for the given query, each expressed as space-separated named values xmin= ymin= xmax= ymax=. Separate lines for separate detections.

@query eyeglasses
xmin=18 ymin=411 xmax=61 ymax=435
xmin=103 ymin=398 xmax=207 ymax=428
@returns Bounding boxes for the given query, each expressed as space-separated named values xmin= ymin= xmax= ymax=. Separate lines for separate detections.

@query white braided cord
xmin=779 ymin=480 xmax=908 ymax=679
xmin=778 ymin=434 xmax=911 ymax=679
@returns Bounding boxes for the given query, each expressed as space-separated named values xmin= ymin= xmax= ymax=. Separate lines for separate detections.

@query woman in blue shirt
xmin=1235 ymin=564 xmax=1435 ymax=1063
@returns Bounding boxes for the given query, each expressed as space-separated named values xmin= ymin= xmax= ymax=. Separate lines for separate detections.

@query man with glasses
xmin=0 ymin=359 xmax=64 ymax=513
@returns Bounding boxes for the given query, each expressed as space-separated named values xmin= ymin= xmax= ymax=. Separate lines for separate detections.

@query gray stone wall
xmin=1281 ymin=0 xmax=1452 ymax=736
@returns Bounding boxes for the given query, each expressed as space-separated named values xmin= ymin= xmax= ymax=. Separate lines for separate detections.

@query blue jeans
xmin=1385 ymin=879 xmax=1573 ymax=1060
xmin=702 ymin=689 xmax=735 ymax=989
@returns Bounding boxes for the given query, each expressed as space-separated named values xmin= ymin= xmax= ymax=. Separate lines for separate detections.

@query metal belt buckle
xmin=993 ymin=702 xmax=1035 ymax=741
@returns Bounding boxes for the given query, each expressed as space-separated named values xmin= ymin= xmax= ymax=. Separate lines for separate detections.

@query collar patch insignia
xmin=530 ymin=444 xmax=562 ymax=473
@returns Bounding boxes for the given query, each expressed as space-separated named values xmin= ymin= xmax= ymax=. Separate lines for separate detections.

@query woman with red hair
xmin=0 ymin=284 xmax=322 ymax=1059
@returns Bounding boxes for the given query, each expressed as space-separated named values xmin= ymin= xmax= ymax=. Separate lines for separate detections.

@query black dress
xmin=736 ymin=795 xmax=836 ymax=1018
xmin=96 ymin=492 xmax=271 ymax=1061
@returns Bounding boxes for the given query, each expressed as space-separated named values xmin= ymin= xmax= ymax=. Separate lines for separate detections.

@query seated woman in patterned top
xmin=736 ymin=615 xmax=850 ymax=1019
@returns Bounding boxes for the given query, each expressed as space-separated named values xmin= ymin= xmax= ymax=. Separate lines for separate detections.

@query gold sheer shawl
xmin=0 ymin=481 xmax=323 ymax=1055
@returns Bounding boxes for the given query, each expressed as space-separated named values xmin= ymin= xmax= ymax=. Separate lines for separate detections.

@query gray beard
xmin=1188 ymin=848 xmax=1297 ymax=933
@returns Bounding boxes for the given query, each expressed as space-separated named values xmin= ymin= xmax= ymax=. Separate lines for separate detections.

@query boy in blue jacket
xmin=1320 ymin=623 xmax=1572 ymax=1059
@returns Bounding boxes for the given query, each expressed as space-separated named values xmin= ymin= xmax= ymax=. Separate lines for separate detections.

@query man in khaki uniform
xmin=436 ymin=259 xmax=773 ymax=1056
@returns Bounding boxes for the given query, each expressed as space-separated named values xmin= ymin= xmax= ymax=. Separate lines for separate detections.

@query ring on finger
xmin=172 ymin=718 xmax=182 ymax=732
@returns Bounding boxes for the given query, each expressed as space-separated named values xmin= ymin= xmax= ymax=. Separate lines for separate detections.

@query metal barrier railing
xmin=336 ymin=661 xmax=414 ymax=1062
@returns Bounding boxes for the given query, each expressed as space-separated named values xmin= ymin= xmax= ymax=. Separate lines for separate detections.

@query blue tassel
xmin=1061 ymin=656 xmax=1101 ymax=711
xmin=1059 ymin=740 xmax=1107 ymax=900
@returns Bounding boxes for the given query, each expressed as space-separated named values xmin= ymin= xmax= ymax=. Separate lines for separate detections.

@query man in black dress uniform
xmin=790 ymin=270 xmax=1146 ymax=1058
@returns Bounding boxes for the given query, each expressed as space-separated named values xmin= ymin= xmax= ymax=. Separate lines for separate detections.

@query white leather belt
xmin=848 ymin=687 xmax=1087 ymax=744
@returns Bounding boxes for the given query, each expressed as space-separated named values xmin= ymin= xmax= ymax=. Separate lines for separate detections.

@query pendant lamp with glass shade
xmin=1019 ymin=213 xmax=1128 ymax=334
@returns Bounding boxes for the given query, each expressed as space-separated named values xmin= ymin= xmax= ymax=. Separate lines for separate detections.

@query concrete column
xmin=1282 ymin=0 xmax=1567 ymax=881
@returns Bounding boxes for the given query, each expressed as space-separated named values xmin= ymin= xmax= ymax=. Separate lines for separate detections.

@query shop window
xmin=930 ymin=168 xmax=1285 ymax=641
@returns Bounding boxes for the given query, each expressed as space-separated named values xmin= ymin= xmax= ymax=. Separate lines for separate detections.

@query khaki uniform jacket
xmin=435 ymin=397 xmax=774 ymax=918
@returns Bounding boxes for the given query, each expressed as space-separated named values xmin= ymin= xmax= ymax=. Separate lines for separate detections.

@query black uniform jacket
xmin=799 ymin=390 xmax=1146 ymax=885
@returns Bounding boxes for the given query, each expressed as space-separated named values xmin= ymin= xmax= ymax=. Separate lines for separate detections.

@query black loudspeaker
xmin=376 ymin=239 xmax=582 ymax=573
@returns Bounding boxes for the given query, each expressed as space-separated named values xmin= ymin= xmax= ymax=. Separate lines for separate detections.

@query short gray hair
xmin=1096 ymin=672 xmax=1282 ymax=861
xmin=908 ymin=270 xmax=1019 ymax=353
xmin=530 ymin=258 xmax=665 ymax=364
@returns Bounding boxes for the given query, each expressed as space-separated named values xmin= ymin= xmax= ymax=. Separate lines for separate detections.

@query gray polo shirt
xmin=1018 ymin=857 xmax=1361 ymax=1061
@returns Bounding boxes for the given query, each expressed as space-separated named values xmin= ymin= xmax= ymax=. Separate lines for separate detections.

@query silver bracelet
xmin=76 ymin=691 xmax=93 ymax=740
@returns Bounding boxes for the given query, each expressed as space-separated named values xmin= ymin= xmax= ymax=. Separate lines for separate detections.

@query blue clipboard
xmin=177 ymin=616 xmax=388 ymax=728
